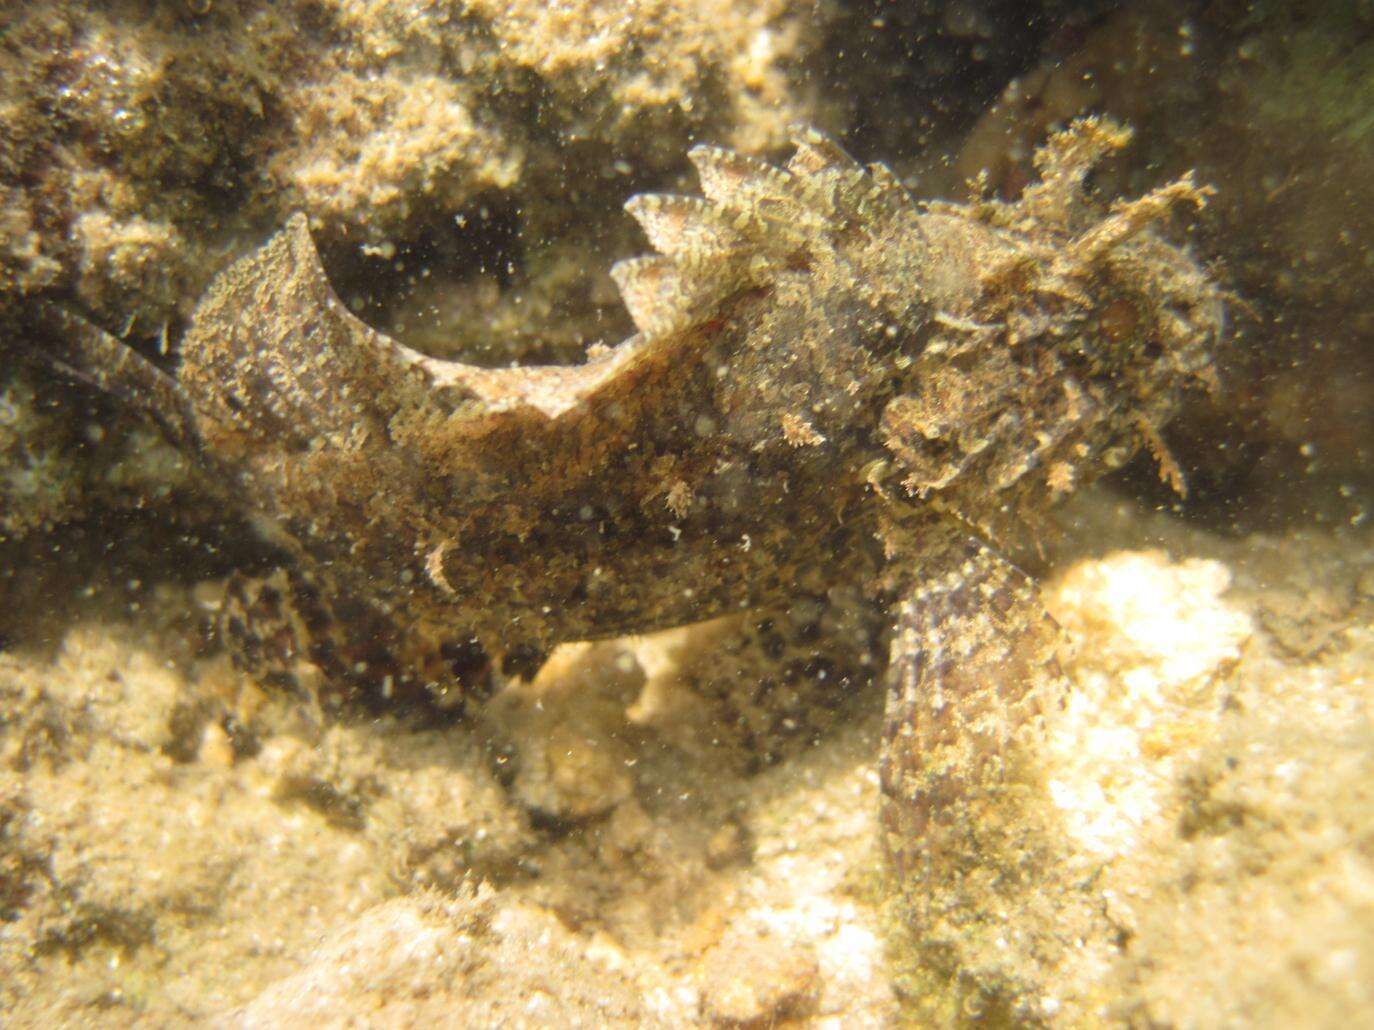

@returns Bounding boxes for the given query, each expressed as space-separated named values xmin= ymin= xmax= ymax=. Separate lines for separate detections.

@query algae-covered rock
xmin=888 ymin=496 xmax=1374 ymax=1025
xmin=1 ymin=2 xmax=1373 ymax=1027
xmin=0 ymin=0 xmax=827 ymax=330
xmin=0 ymin=0 xmax=833 ymax=539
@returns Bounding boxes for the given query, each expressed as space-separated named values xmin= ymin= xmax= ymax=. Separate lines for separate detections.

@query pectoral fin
xmin=878 ymin=524 xmax=1064 ymax=889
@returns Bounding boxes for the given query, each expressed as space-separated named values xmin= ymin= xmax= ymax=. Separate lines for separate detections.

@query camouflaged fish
xmin=29 ymin=117 xmax=1221 ymax=951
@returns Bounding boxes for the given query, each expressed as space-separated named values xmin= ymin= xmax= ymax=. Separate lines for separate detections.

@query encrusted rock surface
xmin=2 ymin=2 xmax=1373 ymax=1027
xmin=2 ymin=493 xmax=1373 ymax=1025
xmin=5 ymin=1 xmax=1373 ymax=538
xmin=0 ymin=0 xmax=831 ymax=536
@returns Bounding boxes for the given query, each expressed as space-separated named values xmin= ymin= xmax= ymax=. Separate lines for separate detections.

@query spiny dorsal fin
xmin=859 ymin=162 xmax=919 ymax=219
xmin=608 ymin=255 xmax=706 ymax=337
xmin=687 ymin=144 xmax=829 ymax=241
xmin=688 ymin=144 xmax=798 ymax=207
xmin=614 ymin=131 xmax=932 ymax=338
xmin=623 ymin=194 xmax=743 ymax=262
xmin=786 ymin=126 xmax=862 ymax=176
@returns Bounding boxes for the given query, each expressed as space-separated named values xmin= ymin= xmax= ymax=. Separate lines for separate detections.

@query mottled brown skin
xmin=29 ymin=118 xmax=1221 ymax=980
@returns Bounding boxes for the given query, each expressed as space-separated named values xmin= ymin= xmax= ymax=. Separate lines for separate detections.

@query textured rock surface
xmin=5 ymin=1 xmax=1372 ymax=538
xmin=2 ymin=495 xmax=1373 ymax=1025
xmin=0 ymin=0 xmax=831 ymax=537
xmin=1 ymin=2 xmax=1373 ymax=1027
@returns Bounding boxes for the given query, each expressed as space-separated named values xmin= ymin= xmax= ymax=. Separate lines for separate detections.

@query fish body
xmin=27 ymin=120 xmax=1222 ymax=972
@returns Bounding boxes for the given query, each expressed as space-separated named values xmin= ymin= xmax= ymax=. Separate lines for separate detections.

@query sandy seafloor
xmin=4 ymin=0 xmax=1374 ymax=1025
xmin=3 ymin=489 xmax=1373 ymax=1026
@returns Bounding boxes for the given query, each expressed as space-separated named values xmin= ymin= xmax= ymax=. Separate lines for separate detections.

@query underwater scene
xmin=2 ymin=1 xmax=1373 ymax=1025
